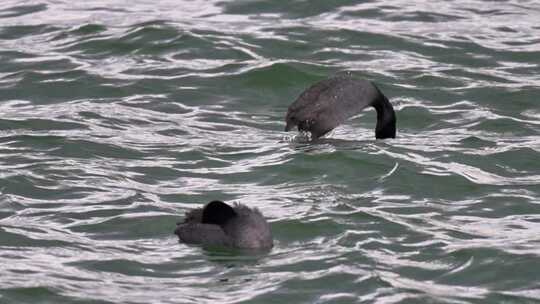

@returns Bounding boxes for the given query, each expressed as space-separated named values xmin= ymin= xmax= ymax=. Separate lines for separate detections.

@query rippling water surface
xmin=1 ymin=1 xmax=540 ymax=303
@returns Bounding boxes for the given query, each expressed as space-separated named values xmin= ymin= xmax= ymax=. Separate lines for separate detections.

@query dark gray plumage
xmin=285 ymin=74 xmax=396 ymax=139
xmin=174 ymin=200 xmax=273 ymax=249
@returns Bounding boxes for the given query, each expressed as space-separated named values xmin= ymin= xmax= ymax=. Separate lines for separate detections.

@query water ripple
xmin=1 ymin=0 xmax=540 ymax=303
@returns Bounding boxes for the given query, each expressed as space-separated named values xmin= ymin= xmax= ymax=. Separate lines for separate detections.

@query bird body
xmin=285 ymin=74 xmax=396 ymax=139
xmin=175 ymin=201 xmax=273 ymax=249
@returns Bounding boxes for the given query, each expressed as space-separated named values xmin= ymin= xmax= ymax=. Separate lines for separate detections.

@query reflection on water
xmin=1 ymin=0 xmax=540 ymax=303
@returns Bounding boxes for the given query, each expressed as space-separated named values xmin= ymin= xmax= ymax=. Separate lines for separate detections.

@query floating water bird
xmin=174 ymin=200 xmax=273 ymax=249
xmin=285 ymin=74 xmax=396 ymax=139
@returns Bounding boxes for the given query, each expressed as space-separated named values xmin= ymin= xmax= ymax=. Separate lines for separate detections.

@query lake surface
xmin=1 ymin=1 xmax=540 ymax=303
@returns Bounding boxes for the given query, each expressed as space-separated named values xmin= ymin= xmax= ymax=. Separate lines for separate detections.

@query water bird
xmin=174 ymin=200 xmax=273 ymax=249
xmin=285 ymin=74 xmax=396 ymax=139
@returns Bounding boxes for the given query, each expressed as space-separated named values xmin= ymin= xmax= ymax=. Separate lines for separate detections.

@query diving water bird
xmin=174 ymin=200 xmax=273 ymax=249
xmin=285 ymin=74 xmax=396 ymax=139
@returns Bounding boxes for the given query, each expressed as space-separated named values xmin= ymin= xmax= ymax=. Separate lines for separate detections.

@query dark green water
xmin=1 ymin=1 xmax=540 ymax=303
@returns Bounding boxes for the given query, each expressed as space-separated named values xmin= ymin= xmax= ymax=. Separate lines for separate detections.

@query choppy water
xmin=1 ymin=0 xmax=540 ymax=303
